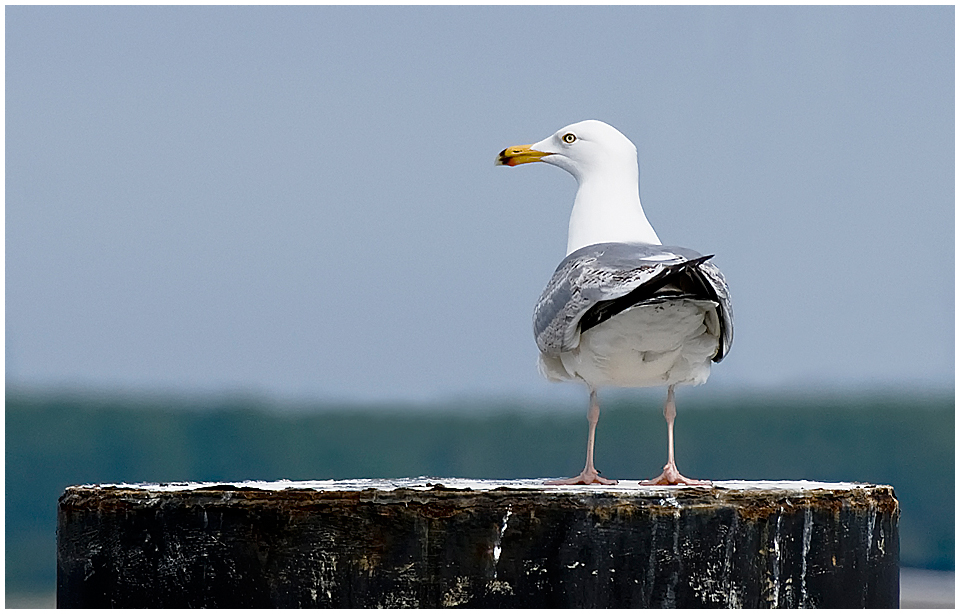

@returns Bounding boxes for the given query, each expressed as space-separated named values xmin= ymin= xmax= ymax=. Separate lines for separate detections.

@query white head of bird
xmin=497 ymin=119 xmax=662 ymax=254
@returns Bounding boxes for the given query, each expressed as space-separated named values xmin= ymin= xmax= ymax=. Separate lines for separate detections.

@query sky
xmin=6 ymin=6 xmax=955 ymax=405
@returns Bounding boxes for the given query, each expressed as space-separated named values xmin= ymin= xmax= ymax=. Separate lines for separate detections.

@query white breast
xmin=538 ymin=298 xmax=721 ymax=389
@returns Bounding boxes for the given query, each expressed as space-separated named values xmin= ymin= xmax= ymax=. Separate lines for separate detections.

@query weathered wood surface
xmin=58 ymin=478 xmax=899 ymax=608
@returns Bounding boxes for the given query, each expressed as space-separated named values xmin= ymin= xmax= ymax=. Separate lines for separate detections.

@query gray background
xmin=7 ymin=6 xmax=954 ymax=404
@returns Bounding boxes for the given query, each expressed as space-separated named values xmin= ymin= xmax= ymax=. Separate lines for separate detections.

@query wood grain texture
xmin=57 ymin=480 xmax=899 ymax=608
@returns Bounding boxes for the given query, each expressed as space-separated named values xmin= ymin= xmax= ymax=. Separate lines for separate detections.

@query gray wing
xmin=533 ymin=242 xmax=734 ymax=361
xmin=697 ymin=259 xmax=734 ymax=362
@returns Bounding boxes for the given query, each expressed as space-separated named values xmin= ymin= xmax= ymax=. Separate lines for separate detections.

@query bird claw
xmin=640 ymin=463 xmax=711 ymax=486
xmin=545 ymin=470 xmax=618 ymax=486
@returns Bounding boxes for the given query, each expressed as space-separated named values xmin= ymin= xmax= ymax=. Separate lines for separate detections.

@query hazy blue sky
xmin=6 ymin=6 xmax=954 ymax=404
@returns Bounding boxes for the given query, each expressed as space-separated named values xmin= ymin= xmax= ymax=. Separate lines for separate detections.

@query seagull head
xmin=496 ymin=120 xmax=638 ymax=184
xmin=498 ymin=120 xmax=659 ymax=251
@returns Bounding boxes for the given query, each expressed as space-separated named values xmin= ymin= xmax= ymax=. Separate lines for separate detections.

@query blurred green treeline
xmin=6 ymin=387 xmax=954 ymax=599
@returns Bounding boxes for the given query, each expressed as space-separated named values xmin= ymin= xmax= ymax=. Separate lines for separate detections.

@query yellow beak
xmin=496 ymin=144 xmax=552 ymax=167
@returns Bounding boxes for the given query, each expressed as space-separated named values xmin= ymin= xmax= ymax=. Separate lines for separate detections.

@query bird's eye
xmin=562 ymin=133 xmax=577 ymax=144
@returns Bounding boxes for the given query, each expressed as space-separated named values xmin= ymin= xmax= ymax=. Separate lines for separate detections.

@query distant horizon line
xmin=6 ymin=380 xmax=955 ymax=414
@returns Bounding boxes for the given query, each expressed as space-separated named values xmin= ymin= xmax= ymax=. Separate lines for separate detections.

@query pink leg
xmin=641 ymin=385 xmax=711 ymax=486
xmin=546 ymin=389 xmax=617 ymax=485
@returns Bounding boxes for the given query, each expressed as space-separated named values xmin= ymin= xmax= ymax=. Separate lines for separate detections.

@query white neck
xmin=565 ymin=169 xmax=661 ymax=255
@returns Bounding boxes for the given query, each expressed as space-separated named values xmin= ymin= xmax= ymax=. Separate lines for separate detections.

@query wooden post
xmin=57 ymin=479 xmax=898 ymax=608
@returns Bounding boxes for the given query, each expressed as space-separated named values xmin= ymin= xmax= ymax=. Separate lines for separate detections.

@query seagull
xmin=497 ymin=120 xmax=733 ymax=486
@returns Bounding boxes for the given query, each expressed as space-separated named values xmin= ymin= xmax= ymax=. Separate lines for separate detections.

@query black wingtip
xmin=679 ymin=254 xmax=714 ymax=269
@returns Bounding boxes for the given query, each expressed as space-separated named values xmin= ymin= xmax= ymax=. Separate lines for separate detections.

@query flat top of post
xmin=71 ymin=477 xmax=886 ymax=495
